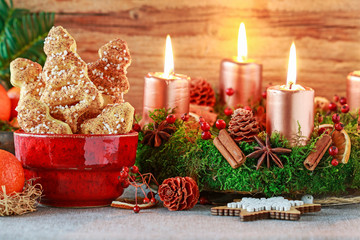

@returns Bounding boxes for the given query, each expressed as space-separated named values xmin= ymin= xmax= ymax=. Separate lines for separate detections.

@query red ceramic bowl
xmin=14 ymin=130 xmax=138 ymax=207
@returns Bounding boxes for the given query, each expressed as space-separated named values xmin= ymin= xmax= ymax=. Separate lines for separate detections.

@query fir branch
xmin=0 ymin=0 xmax=54 ymax=87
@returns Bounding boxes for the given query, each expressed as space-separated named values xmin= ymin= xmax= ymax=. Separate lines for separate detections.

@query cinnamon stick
xmin=304 ymin=134 xmax=332 ymax=171
xmin=190 ymin=104 xmax=218 ymax=126
xmin=214 ymin=129 xmax=246 ymax=169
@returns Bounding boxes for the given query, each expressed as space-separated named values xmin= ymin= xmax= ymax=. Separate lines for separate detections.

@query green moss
xmin=136 ymin=108 xmax=360 ymax=196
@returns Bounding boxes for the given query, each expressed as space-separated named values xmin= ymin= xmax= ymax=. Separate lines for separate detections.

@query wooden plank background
xmin=13 ymin=0 xmax=360 ymax=112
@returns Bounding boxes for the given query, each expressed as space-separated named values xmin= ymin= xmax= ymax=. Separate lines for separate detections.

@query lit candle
xmin=266 ymin=43 xmax=314 ymax=146
xmin=141 ymin=35 xmax=190 ymax=125
xmin=219 ymin=23 xmax=262 ymax=108
xmin=347 ymin=71 xmax=360 ymax=111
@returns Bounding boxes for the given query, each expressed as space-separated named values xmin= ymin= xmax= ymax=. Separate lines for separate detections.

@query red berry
xmin=244 ymin=106 xmax=252 ymax=111
xmin=133 ymin=205 xmax=140 ymax=213
xmin=318 ymin=127 xmax=328 ymax=136
xmin=200 ymin=122 xmax=211 ymax=131
xmin=201 ymin=131 xmax=211 ymax=140
xmin=150 ymin=198 xmax=156 ymax=204
xmin=318 ymin=115 xmax=323 ymax=123
xmin=215 ymin=119 xmax=226 ymax=130
xmin=335 ymin=122 xmax=344 ymax=131
xmin=331 ymin=159 xmax=339 ymax=167
xmin=199 ymin=117 xmax=205 ymax=123
xmin=261 ymin=91 xmax=267 ymax=99
xmin=181 ymin=113 xmax=189 ymax=121
xmin=332 ymin=113 xmax=340 ymax=124
xmin=329 ymin=146 xmax=338 ymax=156
xmin=120 ymin=171 xmax=128 ymax=179
xmin=224 ymin=107 xmax=233 ymax=116
xmin=131 ymin=166 xmax=139 ymax=173
xmin=166 ymin=114 xmax=176 ymax=124
xmin=133 ymin=123 xmax=141 ymax=132
xmin=328 ymin=102 xmax=337 ymax=111
xmin=122 ymin=166 xmax=129 ymax=172
xmin=199 ymin=196 xmax=209 ymax=205
xmin=225 ymin=88 xmax=234 ymax=96
xmin=143 ymin=197 xmax=150 ymax=204
xmin=333 ymin=95 xmax=339 ymax=102
xmin=121 ymin=180 xmax=130 ymax=188
xmin=341 ymin=104 xmax=350 ymax=113
xmin=339 ymin=97 xmax=347 ymax=105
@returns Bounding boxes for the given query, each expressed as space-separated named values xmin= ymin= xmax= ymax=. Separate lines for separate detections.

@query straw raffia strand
xmin=314 ymin=196 xmax=360 ymax=206
xmin=0 ymin=179 xmax=42 ymax=216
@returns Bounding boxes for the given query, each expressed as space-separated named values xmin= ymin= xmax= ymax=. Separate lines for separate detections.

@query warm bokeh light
xmin=237 ymin=22 xmax=247 ymax=62
xmin=286 ymin=42 xmax=297 ymax=88
xmin=164 ymin=34 xmax=174 ymax=77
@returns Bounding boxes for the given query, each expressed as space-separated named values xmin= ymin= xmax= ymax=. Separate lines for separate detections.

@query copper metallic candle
xmin=141 ymin=35 xmax=190 ymax=125
xmin=347 ymin=71 xmax=360 ymax=111
xmin=219 ymin=23 xmax=262 ymax=108
xmin=220 ymin=59 xmax=262 ymax=107
xmin=142 ymin=72 xmax=190 ymax=125
xmin=266 ymin=86 xmax=314 ymax=146
xmin=266 ymin=42 xmax=314 ymax=146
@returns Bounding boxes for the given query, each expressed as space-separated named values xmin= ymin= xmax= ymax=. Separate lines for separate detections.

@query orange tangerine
xmin=7 ymin=87 xmax=21 ymax=119
xmin=0 ymin=84 xmax=11 ymax=121
xmin=0 ymin=150 xmax=25 ymax=195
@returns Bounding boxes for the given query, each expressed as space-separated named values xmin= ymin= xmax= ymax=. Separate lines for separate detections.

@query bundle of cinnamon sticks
xmin=213 ymin=129 xmax=246 ymax=169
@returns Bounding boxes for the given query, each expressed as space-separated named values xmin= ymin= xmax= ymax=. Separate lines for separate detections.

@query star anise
xmin=141 ymin=121 xmax=176 ymax=147
xmin=246 ymin=135 xmax=292 ymax=170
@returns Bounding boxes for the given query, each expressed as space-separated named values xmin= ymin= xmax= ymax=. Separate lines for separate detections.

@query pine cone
xmin=158 ymin=177 xmax=199 ymax=211
xmin=228 ymin=108 xmax=260 ymax=143
xmin=190 ymin=78 xmax=216 ymax=107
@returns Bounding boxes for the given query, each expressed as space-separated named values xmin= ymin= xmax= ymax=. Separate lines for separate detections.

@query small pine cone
xmin=158 ymin=177 xmax=199 ymax=211
xmin=190 ymin=78 xmax=216 ymax=107
xmin=228 ymin=108 xmax=260 ymax=142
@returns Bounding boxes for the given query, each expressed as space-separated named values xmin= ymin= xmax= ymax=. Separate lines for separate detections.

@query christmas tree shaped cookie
xmin=87 ymin=39 xmax=131 ymax=104
xmin=41 ymin=26 xmax=104 ymax=133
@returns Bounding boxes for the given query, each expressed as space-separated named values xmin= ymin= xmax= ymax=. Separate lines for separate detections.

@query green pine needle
xmin=0 ymin=0 xmax=54 ymax=88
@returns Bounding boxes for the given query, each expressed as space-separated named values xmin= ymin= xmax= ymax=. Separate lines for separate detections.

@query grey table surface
xmin=1 ymin=187 xmax=360 ymax=240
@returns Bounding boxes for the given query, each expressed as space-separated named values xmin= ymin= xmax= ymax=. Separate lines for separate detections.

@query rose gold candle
xmin=267 ymin=86 xmax=314 ymax=146
xmin=266 ymin=43 xmax=314 ymax=146
xmin=220 ymin=59 xmax=262 ymax=107
xmin=142 ymin=73 xmax=190 ymax=125
xmin=219 ymin=23 xmax=262 ymax=108
xmin=347 ymin=71 xmax=360 ymax=111
xmin=141 ymin=35 xmax=190 ymax=125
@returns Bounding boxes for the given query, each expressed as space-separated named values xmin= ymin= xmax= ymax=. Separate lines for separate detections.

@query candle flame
xmin=237 ymin=22 xmax=247 ymax=62
xmin=164 ymin=34 xmax=174 ymax=77
xmin=286 ymin=42 xmax=297 ymax=89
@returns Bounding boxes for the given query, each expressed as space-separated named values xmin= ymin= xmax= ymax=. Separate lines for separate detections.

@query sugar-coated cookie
xmin=80 ymin=102 xmax=134 ymax=134
xmin=87 ymin=39 xmax=131 ymax=104
xmin=10 ymin=58 xmax=45 ymax=100
xmin=41 ymin=26 xmax=104 ymax=133
xmin=17 ymin=95 xmax=72 ymax=134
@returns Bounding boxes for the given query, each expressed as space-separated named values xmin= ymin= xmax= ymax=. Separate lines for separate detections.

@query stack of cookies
xmin=10 ymin=26 xmax=134 ymax=134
